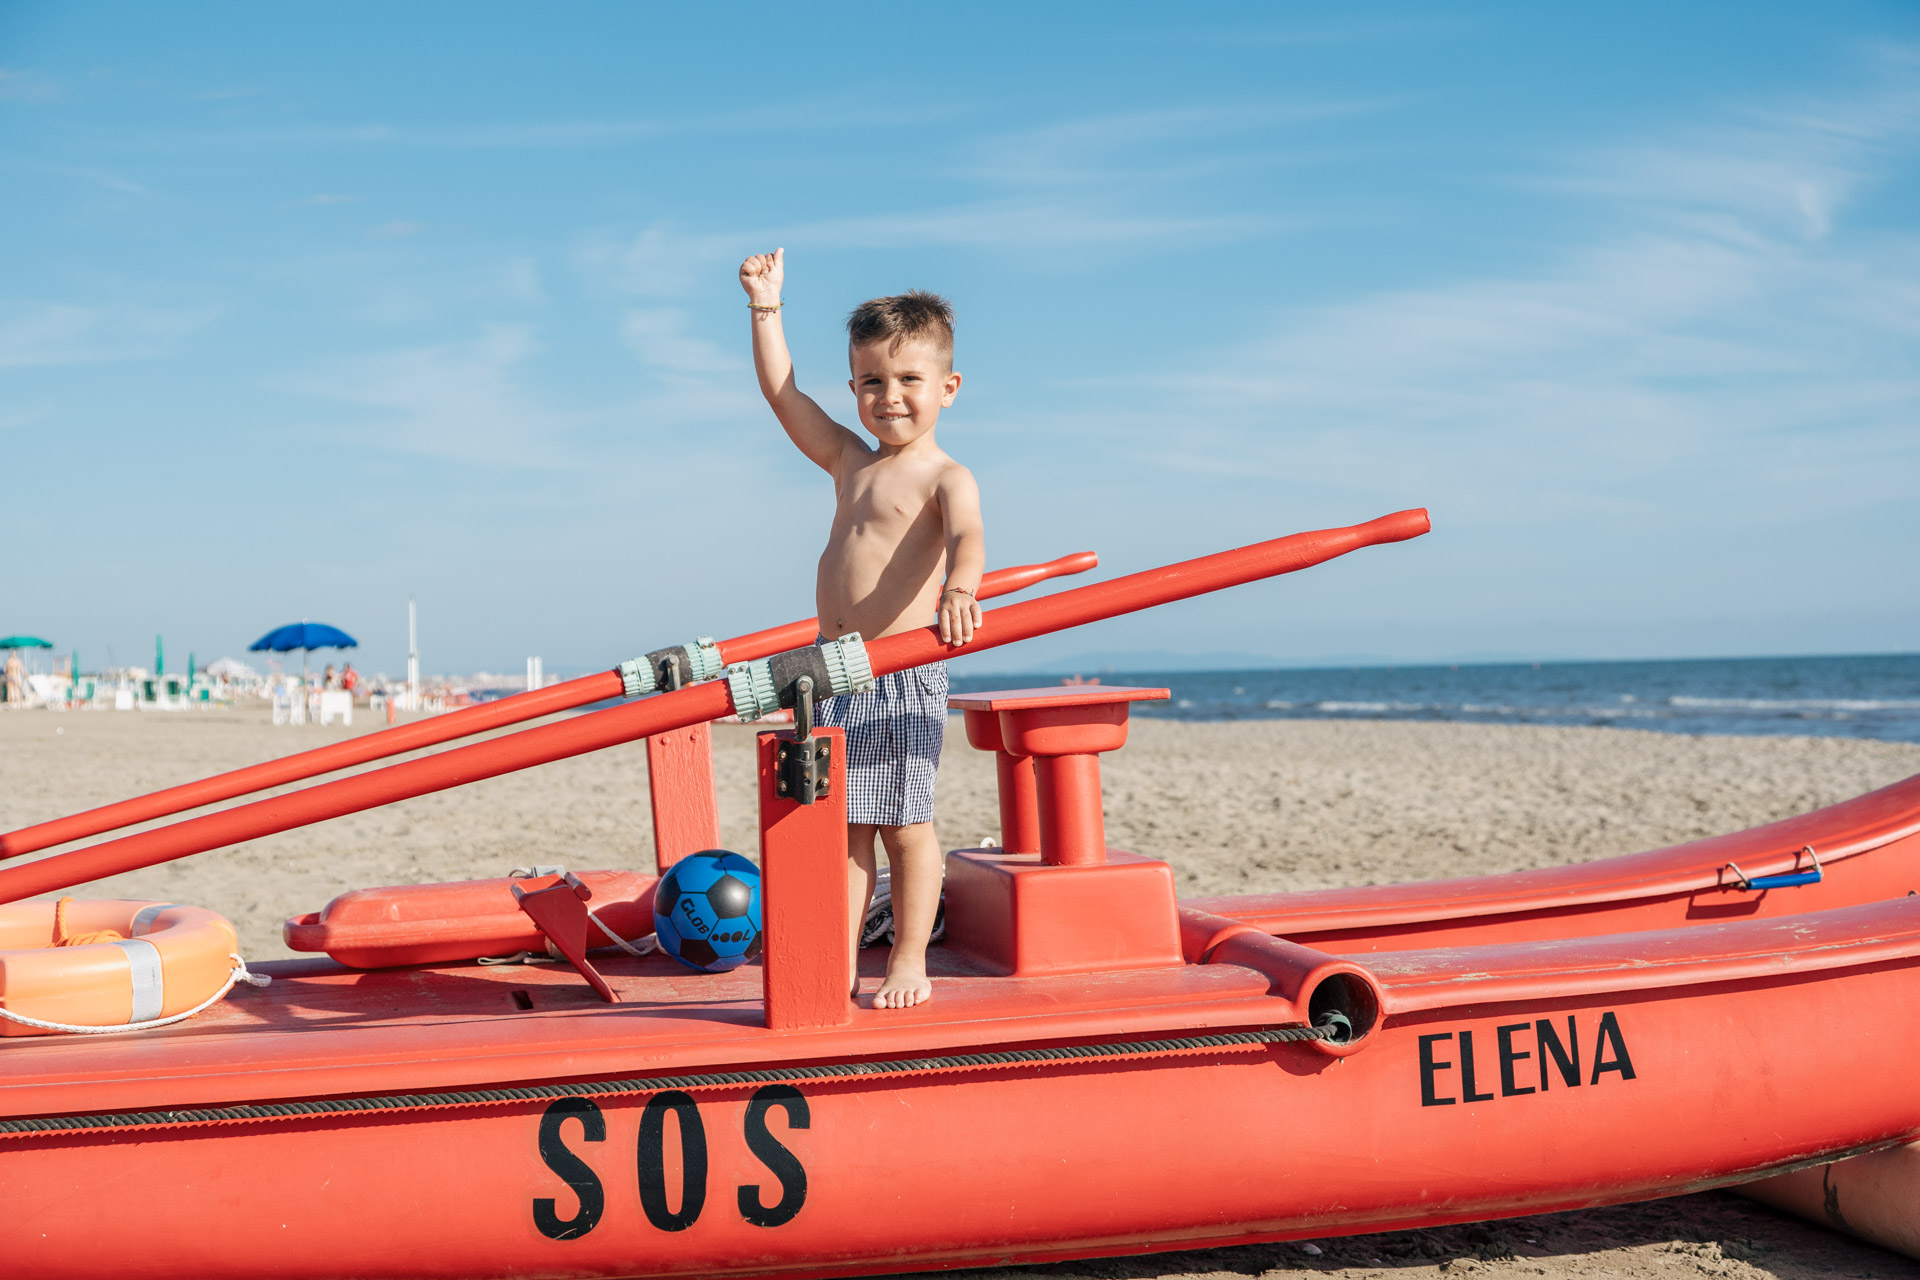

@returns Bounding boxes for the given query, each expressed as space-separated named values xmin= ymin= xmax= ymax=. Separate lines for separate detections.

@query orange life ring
xmin=0 ymin=898 xmax=252 ymax=1037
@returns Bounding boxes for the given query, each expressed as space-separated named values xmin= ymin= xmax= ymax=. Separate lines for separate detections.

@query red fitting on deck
xmin=950 ymin=687 xmax=1170 ymax=866
xmin=959 ymin=708 xmax=1040 ymax=854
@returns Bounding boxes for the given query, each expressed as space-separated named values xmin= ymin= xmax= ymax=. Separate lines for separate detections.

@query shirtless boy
xmin=740 ymin=247 xmax=984 ymax=1010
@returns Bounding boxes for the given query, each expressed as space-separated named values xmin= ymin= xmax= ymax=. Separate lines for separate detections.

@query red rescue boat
xmin=2 ymin=509 xmax=1916 ymax=1280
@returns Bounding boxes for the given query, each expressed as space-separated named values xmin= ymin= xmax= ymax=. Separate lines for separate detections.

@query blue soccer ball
xmin=653 ymin=850 xmax=763 ymax=973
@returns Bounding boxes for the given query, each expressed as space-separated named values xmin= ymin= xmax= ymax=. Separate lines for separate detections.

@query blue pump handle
xmin=1742 ymin=869 xmax=1821 ymax=891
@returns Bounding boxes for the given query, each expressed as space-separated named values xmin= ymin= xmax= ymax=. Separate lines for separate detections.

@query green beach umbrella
xmin=0 ymin=636 xmax=52 ymax=650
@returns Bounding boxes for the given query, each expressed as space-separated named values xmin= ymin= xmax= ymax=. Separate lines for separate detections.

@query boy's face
xmin=847 ymin=337 xmax=961 ymax=447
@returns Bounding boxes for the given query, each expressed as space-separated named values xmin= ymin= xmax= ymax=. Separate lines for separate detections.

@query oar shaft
xmin=0 ymin=513 xmax=1423 ymax=905
xmin=0 ymin=552 xmax=1098 ymax=859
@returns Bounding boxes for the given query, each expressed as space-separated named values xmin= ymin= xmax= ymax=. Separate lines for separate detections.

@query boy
xmin=740 ymin=247 xmax=984 ymax=1010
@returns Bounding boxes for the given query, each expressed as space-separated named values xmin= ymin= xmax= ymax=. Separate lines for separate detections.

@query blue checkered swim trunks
xmin=817 ymin=658 xmax=949 ymax=826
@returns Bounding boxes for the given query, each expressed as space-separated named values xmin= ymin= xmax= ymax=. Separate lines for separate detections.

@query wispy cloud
xmin=0 ymin=300 xmax=217 ymax=367
xmin=588 ymin=200 xmax=1274 ymax=300
xmin=0 ymin=404 xmax=54 ymax=433
xmin=0 ymin=68 xmax=60 ymax=103
xmin=961 ymin=99 xmax=1407 ymax=189
xmin=286 ymin=192 xmax=358 ymax=208
xmin=1148 ymin=16 xmax=1472 ymax=49
xmin=1113 ymin=52 xmax=1920 ymax=524
xmin=581 ymin=99 xmax=1365 ymax=298
xmin=122 ymin=99 xmax=965 ymax=155
xmin=42 ymin=164 xmax=151 ymax=196
xmin=621 ymin=308 xmax=739 ymax=375
xmin=290 ymin=326 xmax=575 ymax=468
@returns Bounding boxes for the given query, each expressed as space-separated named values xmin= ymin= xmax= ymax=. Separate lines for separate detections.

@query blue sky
xmin=3 ymin=3 xmax=1916 ymax=677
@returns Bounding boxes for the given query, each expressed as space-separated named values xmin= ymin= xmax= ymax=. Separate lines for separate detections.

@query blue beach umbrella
xmin=250 ymin=621 xmax=358 ymax=688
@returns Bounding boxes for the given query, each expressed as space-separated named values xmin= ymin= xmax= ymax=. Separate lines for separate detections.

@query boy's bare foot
xmin=873 ymin=957 xmax=931 ymax=1009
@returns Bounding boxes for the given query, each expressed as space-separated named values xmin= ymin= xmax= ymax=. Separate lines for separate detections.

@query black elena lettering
xmin=638 ymin=1091 xmax=709 ymax=1232
xmin=1590 ymin=1011 xmax=1636 ymax=1084
xmin=1418 ymin=1033 xmax=1455 ymax=1107
xmin=535 ymin=1098 xmax=606 ymax=1241
xmin=1420 ymin=1012 xmax=1636 ymax=1107
xmin=1537 ymin=1017 xmax=1579 ymax=1090
xmin=535 ymin=1087 xmax=811 ymax=1240
xmin=1496 ymin=1023 xmax=1535 ymax=1097
xmin=1457 ymin=1030 xmax=1495 ymax=1103
xmin=739 ymin=1085 xmax=810 ymax=1228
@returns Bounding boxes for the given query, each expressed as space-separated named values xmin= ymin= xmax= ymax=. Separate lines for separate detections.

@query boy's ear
xmin=942 ymin=370 xmax=962 ymax=405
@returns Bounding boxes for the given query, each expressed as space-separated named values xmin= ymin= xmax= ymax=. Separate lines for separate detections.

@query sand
xmin=3 ymin=704 xmax=1918 ymax=1279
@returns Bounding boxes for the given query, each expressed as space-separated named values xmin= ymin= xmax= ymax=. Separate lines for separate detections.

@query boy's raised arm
xmin=741 ymin=248 xmax=859 ymax=473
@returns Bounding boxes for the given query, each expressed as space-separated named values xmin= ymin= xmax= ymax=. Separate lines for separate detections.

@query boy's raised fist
xmin=739 ymin=247 xmax=784 ymax=304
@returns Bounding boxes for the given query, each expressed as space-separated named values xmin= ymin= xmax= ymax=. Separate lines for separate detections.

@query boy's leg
xmin=846 ymin=823 xmax=879 ymax=995
xmin=873 ymin=821 xmax=942 ymax=1009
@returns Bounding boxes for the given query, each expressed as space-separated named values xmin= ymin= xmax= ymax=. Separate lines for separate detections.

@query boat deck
xmin=0 ymin=946 xmax=1282 ymax=1120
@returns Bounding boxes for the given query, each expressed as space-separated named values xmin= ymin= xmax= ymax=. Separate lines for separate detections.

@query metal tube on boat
xmin=0 ymin=510 xmax=1426 ymax=904
xmin=1176 ymin=905 xmax=1386 ymax=1055
xmin=0 ymin=552 xmax=1100 ymax=860
xmin=1203 ymin=928 xmax=1385 ymax=1057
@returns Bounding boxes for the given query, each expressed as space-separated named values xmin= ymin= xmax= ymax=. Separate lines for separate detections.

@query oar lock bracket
xmin=727 ymin=635 xmax=874 ymax=807
xmin=618 ymin=637 xmax=725 ymax=698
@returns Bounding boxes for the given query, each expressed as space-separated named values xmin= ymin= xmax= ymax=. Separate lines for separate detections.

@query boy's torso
xmin=816 ymin=443 xmax=953 ymax=641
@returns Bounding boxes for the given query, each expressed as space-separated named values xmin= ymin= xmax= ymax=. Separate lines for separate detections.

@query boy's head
xmin=845 ymin=291 xmax=961 ymax=447
xmin=847 ymin=290 xmax=953 ymax=370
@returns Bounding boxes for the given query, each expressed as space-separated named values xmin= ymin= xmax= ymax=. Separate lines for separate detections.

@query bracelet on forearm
xmin=941 ymin=585 xmax=976 ymax=599
xmin=747 ymin=301 xmax=783 ymax=313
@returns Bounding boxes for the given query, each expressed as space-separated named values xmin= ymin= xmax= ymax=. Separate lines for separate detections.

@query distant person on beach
xmin=740 ymin=247 xmax=984 ymax=1010
xmin=341 ymin=664 xmax=361 ymax=696
xmin=323 ymin=664 xmax=338 ymax=690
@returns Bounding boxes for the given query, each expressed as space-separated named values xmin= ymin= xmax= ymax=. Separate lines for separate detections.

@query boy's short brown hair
xmin=846 ymin=290 xmax=954 ymax=369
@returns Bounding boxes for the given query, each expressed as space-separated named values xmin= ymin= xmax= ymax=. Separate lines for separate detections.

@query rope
xmin=52 ymin=896 xmax=129 ymax=947
xmin=588 ymin=910 xmax=656 ymax=957
xmin=0 ymin=1024 xmax=1331 ymax=1137
xmin=0 ymin=954 xmax=269 ymax=1037
xmin=502 ymin=865 xmax=655 ymax=958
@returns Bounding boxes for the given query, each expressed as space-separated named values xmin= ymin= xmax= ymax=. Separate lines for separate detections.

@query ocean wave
xmin=1667 ymin=696 xmax=1920 ymax=712
xmin=1316 ymin=700 xmax=1428 ymax=713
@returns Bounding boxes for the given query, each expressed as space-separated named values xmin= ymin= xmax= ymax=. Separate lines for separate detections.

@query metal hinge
xmin=774 ymin=673 xmax=832 ymax=805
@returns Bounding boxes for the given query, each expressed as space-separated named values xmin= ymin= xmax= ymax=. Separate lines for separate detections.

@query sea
xmin=950 ymin=654 xmax=1920 ymax=744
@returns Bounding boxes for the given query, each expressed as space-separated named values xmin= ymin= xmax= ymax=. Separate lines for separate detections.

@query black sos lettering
xmin=534 ymin=1086 xmax=809 ymax=1240
xmin=1419 ymin=1011 xmax=1636 ymax=1108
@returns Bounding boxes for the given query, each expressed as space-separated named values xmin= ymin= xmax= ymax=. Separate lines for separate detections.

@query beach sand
xmin=4 ymin=705 xmax=1918 ymax=1280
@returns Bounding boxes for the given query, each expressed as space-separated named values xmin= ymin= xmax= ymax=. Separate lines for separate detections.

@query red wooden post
xmin=645 ymin=722 xmax=722 ymax=872
xmin=758 ymin=728 xmax=852 ymax=1030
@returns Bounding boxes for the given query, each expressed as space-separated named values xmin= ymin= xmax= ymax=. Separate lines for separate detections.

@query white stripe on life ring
xmin=130 ymin=903 xmax=177 ymax=936
xmin=111 ymin=938 xmax=165 ymax=1022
